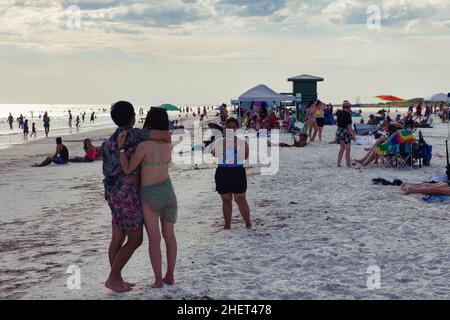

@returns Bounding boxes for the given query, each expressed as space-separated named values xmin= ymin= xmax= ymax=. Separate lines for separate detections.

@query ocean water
xmin=0 ymin=104 xmax=181 ymax=150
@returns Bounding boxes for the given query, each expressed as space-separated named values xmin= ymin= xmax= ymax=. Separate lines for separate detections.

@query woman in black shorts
xmin=336 ymin=102 xmax=356 ymax=168
xmin=213 ymin=118 xmax=251 ymax=229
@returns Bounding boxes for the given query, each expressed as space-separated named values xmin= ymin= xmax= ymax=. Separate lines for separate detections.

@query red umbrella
xmin=375 ymin=95 xmax=404 ymax=102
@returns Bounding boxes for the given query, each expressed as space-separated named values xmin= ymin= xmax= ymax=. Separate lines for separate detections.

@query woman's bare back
xmin=140 ymin=140 xmax=172 ymax=186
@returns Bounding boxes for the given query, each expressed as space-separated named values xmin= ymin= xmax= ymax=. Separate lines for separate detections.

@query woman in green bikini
xmin=118 ymin=107 xmax=177 ymax=289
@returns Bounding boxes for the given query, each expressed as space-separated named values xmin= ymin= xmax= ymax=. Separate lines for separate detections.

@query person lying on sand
xmin=118 ymin=107 xmax=178 ymax=289
xmin=400 ymin=182 xmax=450 ymax=196
xmin=103 ymin=101 xmax=171 ymax=293
xmin=32 ymin=137 xmax=69 ymax=167
xmin=69 ymin=139 xmax=98 ymax=163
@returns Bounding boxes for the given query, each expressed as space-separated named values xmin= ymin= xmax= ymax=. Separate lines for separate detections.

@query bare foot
xmin=124 ymin=282 xmax=136 ymax=288
xmin=163 ymin=275 xmax=175 ymax=285
xmin=245 ymin=223 xmax=252 ymax=230
xmin=151 ymin=281 xmax=164 ymax=289
xmin=105 ymin=278 xmax=132 ymax=293
xmin=223 ymin=224 xmax=231 ymax=230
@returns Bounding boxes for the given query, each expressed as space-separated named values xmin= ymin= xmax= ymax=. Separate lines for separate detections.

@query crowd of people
xmin=5 ymin=109 xmax=100 ymax=140
xmin=18 ymin=98 xmax=450 ymax=293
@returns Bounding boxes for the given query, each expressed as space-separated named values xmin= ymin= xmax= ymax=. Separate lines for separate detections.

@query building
xmin=287 ymin=74 xmax=324 ymax=116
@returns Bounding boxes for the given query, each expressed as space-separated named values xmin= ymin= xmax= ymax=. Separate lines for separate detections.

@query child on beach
xmin=102 ymin=101 xmax=171 ymax=293
xmin=30 ymin=122 xmax=37 ymax=138
xmin=212 ymin=117 xmax=251 ymax=229
xmin=118 ymin=107 xmax=178 ymax=289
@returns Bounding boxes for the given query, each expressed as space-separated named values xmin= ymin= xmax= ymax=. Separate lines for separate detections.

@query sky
xmin=0 ymin=0 xmax=449 ymax=105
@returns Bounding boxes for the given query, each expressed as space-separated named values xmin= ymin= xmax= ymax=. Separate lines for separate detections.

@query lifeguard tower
xmin=287 ymin=74 xmax=324 ymax=117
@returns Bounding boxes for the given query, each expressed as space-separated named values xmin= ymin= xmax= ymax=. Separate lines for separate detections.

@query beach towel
xmin=354 ymin=136 xmax=376 ymax=145
xmin=422 ymin=195 xmax=450 ymax=203
xmin=354 ymin=123 xmax=379 ymax=136
xmin=377 ymin=130 xmax=415 ymax=155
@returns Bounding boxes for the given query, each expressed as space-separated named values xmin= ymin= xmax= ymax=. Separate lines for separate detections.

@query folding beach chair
xmin=381 ymin=142 xmax=414 ymax=169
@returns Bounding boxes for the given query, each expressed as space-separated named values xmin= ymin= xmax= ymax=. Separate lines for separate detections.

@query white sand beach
xmin=1 ymin=113 xmax=449 ymax=300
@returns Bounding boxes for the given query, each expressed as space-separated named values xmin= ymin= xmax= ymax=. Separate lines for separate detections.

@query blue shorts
xmin=53 ymin=156 xmax=68 ymax=165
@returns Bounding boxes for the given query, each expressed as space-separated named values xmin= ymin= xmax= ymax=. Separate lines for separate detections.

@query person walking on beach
xmin=75 ymin=115 xmax=81 ymax=132
xmin=118 ymin=107 xmax=178 ymax=289
xmin=90 ymin=111 xmax=95 ymax=123
xmin=23 ymin=119 xmax=29 ymax=139
xmin=43 ymin=112 xmax=50 ymax=138
xmin=336 ymin=102 xmax=356 ymax=168
xmin=219 ymin=104 xmax=228 ymax=127
xmin=32 ymin=137 xmax=69 ymax=167
xmin=7 ymin=113 xmax=14 ymax=130
xmin=102 ymin=101 xmax=171 ymax=293
xmin=18 ymin=114 xmax=24 ymax=129
xmin=82 ymin=112 xmax=86 ymax=123
xmin=68 ymin=110 xmax=73 ymax=129
xmin=30 ymin=122 xmax=37 ymax=138
xmin=306 ymin=101 xmax=318 ymax=142
xmin=212 ymin=117 xmax=251 ymax=229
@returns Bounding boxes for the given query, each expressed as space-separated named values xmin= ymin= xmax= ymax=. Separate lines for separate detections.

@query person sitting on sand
xmin=69 ymin=139 xmax=98 ymax=163
xmin=103 ymin=101 xmax=171 ymax=293
xmin=32 ymin=137 xmax=69 ymax=167
xmin=212 ymin=117 xmax=251 ymax=229
xmin=117 ymin=107 xmax=178 ymax=289
xmin=367 ymin=114 xmax=377 ymax=125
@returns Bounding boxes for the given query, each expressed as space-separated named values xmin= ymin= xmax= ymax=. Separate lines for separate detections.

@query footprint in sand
xmin=255 ymin=199 xmax=275 ymax=207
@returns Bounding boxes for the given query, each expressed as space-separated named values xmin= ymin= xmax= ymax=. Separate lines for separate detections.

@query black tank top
xmin=59 ymin=145 xmax=69 ymax=161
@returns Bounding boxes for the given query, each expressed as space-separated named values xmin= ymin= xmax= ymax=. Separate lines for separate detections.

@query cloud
xmin=323 ymin=0 xmax=449 ymax=26
xmin=1 ymin=0 xmax=449 ymax=54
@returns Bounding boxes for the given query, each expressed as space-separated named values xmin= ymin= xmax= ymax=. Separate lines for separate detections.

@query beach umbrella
xmin=374 ymin=95 xmax=404 ymax=102
xmin=159 ymin=104 xmax=181 ymax=112
xmin=374 ymin=95 xmax=405 ymax=109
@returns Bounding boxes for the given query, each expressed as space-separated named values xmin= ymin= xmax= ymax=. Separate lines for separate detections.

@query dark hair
xmin=143 ymin=107 xmax=169 ymax=131
xmin=226 ymin=117 xmax=239 ymax=128
xmin=387 ymin=124 xmax=397 ymax=136
xmin=56 ymin=137 xmax=62 ymax=145
xmin=83 ymin=138 xmax=91 ymax=151
xmin=110 ymin=101 xmax=135 ymax=127
xmin=306 ymin=101 xmax=315 ymax=109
